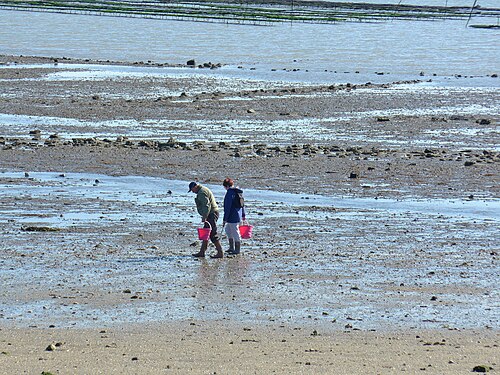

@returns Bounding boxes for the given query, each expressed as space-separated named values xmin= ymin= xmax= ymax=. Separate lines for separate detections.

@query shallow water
xmin=2 ymin=60 xmax=498 ymax=88
xmin=1 ymin=12 xmax=498 ymax=152
xmin=0 ymin=172 xmax=498 ymax=329
xmin=1 ymin=104 xmax=498 ymax=150
xmin=1 ymin=172 xmax=498 ymax=220
xmin=1 ymin=9 xmax=499 ymax=84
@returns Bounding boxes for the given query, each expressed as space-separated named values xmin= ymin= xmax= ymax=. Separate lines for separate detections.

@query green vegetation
xmin=469 ymin=24 xmax=500 ymax=29
xmin=21 ymin=226 xmax=61 ymax=232
xmin=0 ymin=0 xmax=498 ymax=25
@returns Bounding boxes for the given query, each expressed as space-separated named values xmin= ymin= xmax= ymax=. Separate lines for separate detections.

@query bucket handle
xmin=202 ymin=221 xmax=212 ymax=231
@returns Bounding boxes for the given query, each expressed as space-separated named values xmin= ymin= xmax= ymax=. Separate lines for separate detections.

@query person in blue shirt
xmin=222 ymin=178 xmax=246 ymax=255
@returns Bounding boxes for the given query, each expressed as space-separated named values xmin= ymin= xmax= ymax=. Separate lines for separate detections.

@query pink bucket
xmin=197 ymin=222 xmax=212 ymax=241
xmin=239 ymin=222 xmax=253 ymax=239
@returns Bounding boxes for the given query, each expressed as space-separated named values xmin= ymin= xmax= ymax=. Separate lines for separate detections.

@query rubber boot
xmin=192 ymin=240 xmax=208 ymax=257
xmin=233 ymin=241 xmax=241 ymax=255
xmin=227 ymin=238 xmax=235 ymax=253
xmin=210 ymin=240 xmax=224 ymax=258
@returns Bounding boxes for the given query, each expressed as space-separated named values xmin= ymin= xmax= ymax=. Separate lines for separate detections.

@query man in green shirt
xmin=188 ymin=181 xmax=224 ymax=258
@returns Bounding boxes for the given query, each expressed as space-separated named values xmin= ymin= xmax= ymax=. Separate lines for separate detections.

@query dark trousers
xmin=205 ymin=211 xmax=220 ymax=243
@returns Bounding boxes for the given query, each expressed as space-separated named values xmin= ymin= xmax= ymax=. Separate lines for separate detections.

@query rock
xmin=464 ymin=161 xmax=475 ymax=166
xmin=45 ymin=343 xmax=57 ymax=351
xmin=247 ymin=109 xmax=256 ymax=114
xmin=477 ymin=119 xmax=491 ymax=125
xmin=186 ymin=59 xmax=195 ymax=66
xmin=21 ymin=226 xmax=60 ymax=232
xmin=377 ymin=117 xmax=390 ymax=122
xmin=450 ymin=115 xmax=468 ymax=121
xmin=166 ymin=137 xmax=178 ymax=146
xmin=349 ymin=172 xmax=358 ymax=179
xmin=472 ymin=365 xmax=492 ymax=372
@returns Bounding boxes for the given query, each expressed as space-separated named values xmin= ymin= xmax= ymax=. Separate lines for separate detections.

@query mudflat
xmin=0 ymin=54 xmax=498 ymax=374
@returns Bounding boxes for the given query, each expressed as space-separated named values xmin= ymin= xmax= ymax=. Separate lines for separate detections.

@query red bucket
xmin=239 ymin=222 xmax=253 ymax=239
xmin=197 ymin=222 xmax=212 ymax=241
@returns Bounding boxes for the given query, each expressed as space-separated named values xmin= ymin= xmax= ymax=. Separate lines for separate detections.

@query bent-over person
xmin=188 ymin=181 xmax=223 ymax=258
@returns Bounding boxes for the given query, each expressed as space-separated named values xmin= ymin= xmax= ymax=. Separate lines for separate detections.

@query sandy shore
xmin=0 ymin=54 xmax=498 ymax=373
xmin=1 ymin=325 xmax=498 ymax=374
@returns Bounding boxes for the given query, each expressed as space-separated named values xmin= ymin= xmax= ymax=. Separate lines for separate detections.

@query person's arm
xmin=196 ymin=190 xmax=210 ymax=220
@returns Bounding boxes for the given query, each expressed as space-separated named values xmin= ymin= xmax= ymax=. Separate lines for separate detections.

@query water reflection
xmin=194 ymin=256 xmax=252 ymax=291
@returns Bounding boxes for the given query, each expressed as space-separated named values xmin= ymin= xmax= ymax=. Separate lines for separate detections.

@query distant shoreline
xmin=1 ymin=0 xmax=499 ymax=26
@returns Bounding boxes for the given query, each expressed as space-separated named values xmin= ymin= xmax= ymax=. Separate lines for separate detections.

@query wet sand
xmin=0 ymin=54 xmax=498 ymax=373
